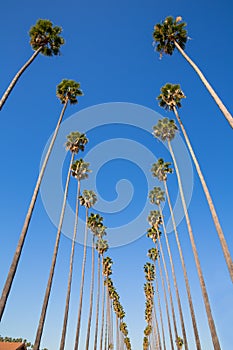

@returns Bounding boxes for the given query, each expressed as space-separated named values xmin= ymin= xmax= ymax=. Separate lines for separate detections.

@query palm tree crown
xmin=157 ymin=83 xmax=186 ymax=110
xmin=149 ymin=186 xmax=165 ymax=205
xmin=65 ymin=131 xmax=88 ymax=153
xmin=151 ymin=158 xmax=173 ymax=181
xmin=71 ymin=159 xmax=91 ymax=181
xmin=79 ymin=190 xmax=97 ymax=209
xmin=56 ymin=79 xmax=83 ymax=104
xmin=29 ymin=19 xmax=65 ymax=56
xmin=153 ymin=16 xmax=187 ymax=57
xmin=147 ymin=247 xmax=160 ymax=262
xmin=153 ymin=117 xmax=178 ymax=142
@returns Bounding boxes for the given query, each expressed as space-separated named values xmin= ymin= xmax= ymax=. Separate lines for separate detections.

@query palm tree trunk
xmin=104 ymin=316 xmax=108 ymax=350
xmin=158 ymin=204 xmax=188 ymax=350
xmin=156 ymin=243 xmax=175 ymax=350
xmin=168 ymin=140 xmax=221 ymax=350
xmin=174 ymin=41 xmax=233 ymax=128
xmin=0 ymin=98 xmax=69 ymax=321
xmin=173 ymin=106 xmax=233 ymax=282
xmin=85 ymin=235 xmax=95 ymax=350
xmin=157 ymin=233 xmax=179 ymax=348
xmin=59 ymin=180 xmax=81 ymax=350
xmin=153 ymin=305 xmax=162 ymax=350
xmin=164 ymin=180 xmax=201 ymax=350
xmin=0 ymin=47 xmax=43 ymax=110
xmin=154 ymin=262 xmax=167 ymax=350
xmin=116 ymin=315 xmax=119 ymax=350
xmin=33 ymin=152 xmax=74 ymax=350
xmin=99 ymin=260 xmax=105 ymax=350
xmin=74 ymin=207 xmax=89 ymax=350
xmin=94 ymin=253 xmax=101 ymax=350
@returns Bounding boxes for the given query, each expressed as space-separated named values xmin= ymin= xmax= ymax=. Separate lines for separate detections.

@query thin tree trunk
xmin=156 ymin=243 xmax=175 ymax=350
xmin=59 ymin=180 xmax=81 ymax=350
xmin=99 ymin=259 xmax=105 ymax=350
xmin=173 ymin=106 xmax=233 ymax=282
xmin=116 ymin=315 xmax=119 ymax=350
xmin=0 ymin=98 xmax=69 ymax=321
xmin=168 ymin=140 xmax=221 ymax=350
xmin=154 ymin=262 xmax=167 ymax=350
xmin=0 ymin=47 xmax=42 ymax=110
xmin=85 ymin=235 xmax=95 ymax=350
xmin=104 ymin=316 xmax=108 ymax=350
xmin=157 ymin=233 xmax=179 ymax=348
xmin=33 ymin=152 xmax=74 ymax=350
xmin=153 ymin=305 xmax=162 ymax=350
xmin=94 ymin=253 xmax=101 ymax=350
xmin=74 ymin=207 xmax=89 ymax=350
xmin=164 ymin=180 xmax=201 ymax=350
xmin=158 ymin=203 xmax=188 ymax=350
xmin=174 ymin=41 xmax=233 ymax=128
xmin=107 ymin=293 xmax=111 ymax=349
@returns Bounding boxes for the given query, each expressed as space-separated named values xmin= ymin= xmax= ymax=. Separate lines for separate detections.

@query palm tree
xmin=153 ymin=16 xmax=233 ymax=128
xmin=147 ymin=248 xmax=166 ymax=350
xmin=143 ymin=263 xmax=155 ymax=350
xmin=85 ymin=214 xmax=106 ymax=350
xmin=157 ymin=83 xmax=233 ymax=282
xmin=153 ymin=118 xmax=221 ymax=350
xmin=0 ymin=81 xmax=84 ymax=321
xmin=148 ymin=210 xmax=180 ymax=349
xmin=0 ymin=19 xmax=65 ymax=110
xmin=59 ymin=161 xmax=91 ymax=350
xmin=151 ymin=162 xmax=201 ymax=350
xmin=149 ymin=187 xmax=188 ymax=349
xmin=148 ymin=234 xmax=175 ymax=350
xmin=103 ymin=257 xmax=113 ymax=349
xmin=74 ymin=190 xmax=98 ymax=350
xmin=94 ymin=238 xmax=109 ymax=350
xmin=99 ymin=244 xmax=109 ymax=350
xmin=32 ymin=132 xmax=88 ymax=350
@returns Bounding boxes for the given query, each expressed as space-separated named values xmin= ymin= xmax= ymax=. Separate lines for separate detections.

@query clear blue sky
xmin=0 ymin=0 xmax=233 ymax=349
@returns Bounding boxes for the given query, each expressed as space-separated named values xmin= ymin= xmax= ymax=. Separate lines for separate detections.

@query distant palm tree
xmin=153 ymin=118 xmax=221 ymax=350
xmin=94 ymin=238 xmax=109 ymax=350
xmin=143 ymin=262 xmax=155 ymax=350
xmin=85 ymin=214 xmax=106 ymax=350
xmin=103 ymin=257 xmax=113 ymax=349
xmin=151 ymin=162 xmax=201 ymax=350
xmin=74 ymin=190 xmax=98 ymax=350
xmin=153 ymin=16 xmax=233 ymax=128
xmin=0 ymin=19 xmax=65 ymax=110
xmin=33 ymin=132 xmax=88 ymax=350
xmin=148 ymin=230 xmax=174 ymax=350
xmin=147 ymin=248 xmax=166 ymax=350
xmin=0 ymin=81 xmax=84 ymax=322
xmin=149 ymin=187 xmax=188 ymax=350
xmin=59 ymin=161 xmax=91 ymax=350
xmin=148 ymin=210 xmax=180 ymax=349
xmin=157 ymin=83 xmax=233 ymax=282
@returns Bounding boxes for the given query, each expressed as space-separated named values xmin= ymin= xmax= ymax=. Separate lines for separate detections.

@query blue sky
xmin=0 ymin=0 xmax=233 ymax=349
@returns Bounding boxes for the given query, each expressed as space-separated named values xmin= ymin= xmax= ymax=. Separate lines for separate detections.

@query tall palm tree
xmin=153 ymin=16 xmax=233 ymax=128
xmin=85 ymin=214 xmax=106 ymax=350
xmin=74 ymin=190 xmax=98 ymax=350
xmin=0 ymin=19 xmax=65 ymax=110
xmin=32 ymin=132 xmax=88 ymax=350
xmin=143 ymin=263 xmax=155 ymax=350
xmin=151 ymin=162 xmax=201 ymax=350
xmin=99 ymin=243 xmax=109 ymax=350
xmin=103 ymin=257 xmax=113 ymax=349
xmin=153 ymin=118 xmax=221 ymax=350
xmin=149 ymin=187 xmax=188 ymax=350
xmin=148 ymin=233 xmax=175 ymax=350
xmin=0 ymin=81 xmax=84 ymax=321
xmin=94 ymin=238 xmax=109 ymax=350
xmin=147 ymin=248 xmax=166 ymax=350
xmin=157 ymin=83 xmax=233 ymax=282
xmin=148 ymin=211 xmax=180 ymax=349
xmin=59 ymin=161 xmax=91 ymax=350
